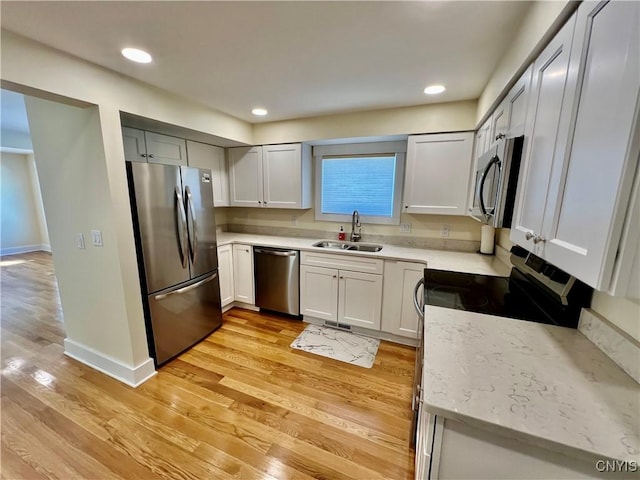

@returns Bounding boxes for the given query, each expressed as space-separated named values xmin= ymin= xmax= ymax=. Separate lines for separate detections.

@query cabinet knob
xmin=333 ymin=275 xmax=337 ymax=278
xmin=533 ymin=235 xmax=546 ymax=244
xmin=495 ymin=133 xmax=505 ymax=141
xmin=140 ymin=154 xmax=147 ymax=158
xmin=148 ymin=154 xmax=155 ymax=158
xmin=264 ymin=201 xmax=267 ymax=205
xmin=339 ymin=276 xmax=344 ymax=279
xmin=525 ymin=232 xmax=534 ymax=240
xmin=404 ymin=205 xmax=408 ymax=209
xmin=258 ymin=200 xmax=262 ymax=204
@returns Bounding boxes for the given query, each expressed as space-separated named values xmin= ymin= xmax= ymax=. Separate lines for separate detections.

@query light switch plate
xmin=76 ymin=233 xmax=85 ymax=250
xmin=400 ymin=223 xmax=412 ymax=233
xmin=91 ymin=229 xmax=103 ymax=247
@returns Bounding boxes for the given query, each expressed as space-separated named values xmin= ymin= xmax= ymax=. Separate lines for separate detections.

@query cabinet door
xmin=338 ymin=270 xmax=383 ymax=329
xmin=229 ymin=146 xmax=263 ymax=207
xmin=381 ymin=261 xmax=423 ymax=338
xmin=262 ymin=144 xmax=302 ymax=209
xmin=474 ymin=118 xmax=492 ymax=160
xmin=505 ymin=65 xmax=533 ymax=138
xmin=232 ymin=244 xmax=254 ymax=304
xmin=300 ymin=265 xmax=338 ymax=321
xmin=217 ymin=244 xmax=234 ymax=307
xmin=186 ymin=141 xmax=229 ymax=207
xmin=404 ymin=132 xmax=474 ymax=215
xmin=490 ymin=99 xmax=509 ymax=144
xmin=144 ymin=131 xmax=188 ymax=166
xmin=510 ymin=13 xmax=578 ymax=251
xmin=541 ymin=0 xmax=640 ymax=289
xmin=122 ymin=127 xmax=147 ymax=162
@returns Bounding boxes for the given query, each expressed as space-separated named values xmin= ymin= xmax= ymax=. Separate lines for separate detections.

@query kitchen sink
xmin=312 ymin=241 xmax=383 ymax=252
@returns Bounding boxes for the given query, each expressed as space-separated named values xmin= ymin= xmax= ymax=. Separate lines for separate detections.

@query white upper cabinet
xmin=228 ymin=143 xmax=312 ymax=209
xmin=504 ymin=65 xmax=533 ymax=138
xmin=539 ymin=0 xmax=640 ymax=290
xmin=186 ymin=140 xmax=229 ymax=207
xmin=474 ymin=118 xmax=492 ymax=160
xmin=229 ymin=146 xmax=263 ymax=207
xmin=144 ymin=131 xmax=188 ymax=166
xmin=510 ymin=12 xmax=578 ymax=250
xmin=512 ymin=0 xmax=640 ymax=291
xmin=404 ymin=132 xmax=474 ymax=215
xmin=122 ymin=127 xmax=147 ymax=162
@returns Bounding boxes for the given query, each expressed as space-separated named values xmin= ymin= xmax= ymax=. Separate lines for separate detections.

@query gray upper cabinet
xmin=122 ymin=127 xmax=147 ymax=162
xmin=144 ymin=131 xmax=188 ymax=166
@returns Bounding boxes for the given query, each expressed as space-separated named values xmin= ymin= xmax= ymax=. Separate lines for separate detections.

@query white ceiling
xmin=0 ymin=1 xmax=531 ymax=124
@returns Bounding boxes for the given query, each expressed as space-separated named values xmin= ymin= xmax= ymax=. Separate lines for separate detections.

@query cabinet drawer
xmin=301 ymin=251 xmax=384 ymax=274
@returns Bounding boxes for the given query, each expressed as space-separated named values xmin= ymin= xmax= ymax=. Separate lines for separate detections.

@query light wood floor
xmin=1 ymin=251 xmax=416 ymax=480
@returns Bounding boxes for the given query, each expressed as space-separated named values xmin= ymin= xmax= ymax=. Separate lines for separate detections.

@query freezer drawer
xmin=254 ymin=247 xmax=300 ymax=316
xmin=147 ymin=270 xmax=222 ymax=366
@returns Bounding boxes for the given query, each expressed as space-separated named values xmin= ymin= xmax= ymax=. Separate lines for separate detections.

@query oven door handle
xmin=413 ymin=278 xmax=424 ymax=318
xmin=479 ymin=155 xmax=501 ymax=218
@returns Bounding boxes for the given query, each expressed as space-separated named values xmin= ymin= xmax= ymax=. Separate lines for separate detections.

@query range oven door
xmin=410 ymin=275 xmax=425 ymax=447
xmin=470 ymin=140 xmax=505 ymax=226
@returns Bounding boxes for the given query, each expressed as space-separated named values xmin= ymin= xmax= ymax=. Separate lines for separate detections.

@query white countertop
xmin=423 ymin=305 xmax=640 ymax=463
xmin=216 ymin=232 xmax=511 ymax=277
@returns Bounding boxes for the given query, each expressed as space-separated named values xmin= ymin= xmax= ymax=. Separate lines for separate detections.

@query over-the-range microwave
xmin=470 ymin=135 xmax=524 ymax=228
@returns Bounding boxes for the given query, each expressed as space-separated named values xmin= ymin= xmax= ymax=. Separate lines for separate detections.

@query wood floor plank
xmin=1 ymin=253 xmax=416 ymax=480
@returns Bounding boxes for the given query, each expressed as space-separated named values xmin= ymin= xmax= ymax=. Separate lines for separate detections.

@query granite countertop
xmin=423 ymin=305 xmax=640 ymax=463
xmin=216 ymin=232 xmax=511 ymax=277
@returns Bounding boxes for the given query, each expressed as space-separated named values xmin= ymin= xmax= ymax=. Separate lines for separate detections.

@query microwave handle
xmin=479 ymin=156 xmax=501 ymax=218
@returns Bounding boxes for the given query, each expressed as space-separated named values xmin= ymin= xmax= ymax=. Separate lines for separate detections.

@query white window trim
xmin=313 ymin=141 xmax=406 ymax=226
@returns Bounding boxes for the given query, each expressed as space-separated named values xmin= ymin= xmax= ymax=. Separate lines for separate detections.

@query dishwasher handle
xmin=254 ymin=248 xmax=298 ymax=257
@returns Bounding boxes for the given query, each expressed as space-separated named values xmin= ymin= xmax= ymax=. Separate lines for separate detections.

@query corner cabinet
xmin=232 ymin=244 xmax=254 ymax=305
xmin=228 ymin=143 xmax=312 ymax=209
xmin=186 ymin=141 xmax=229 ymax=207
xmin=217 ymin=244 xmax=235 ymax=308
xmin=403 ymin=132 xmax=474 ymax=215
xmin=511 ymin=1 xmax=640 ymax=291
xmin=300 ymin=252 xmax=383 ymax=330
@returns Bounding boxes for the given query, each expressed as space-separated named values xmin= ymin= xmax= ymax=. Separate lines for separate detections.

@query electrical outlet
xmin=291 ymin=215 xmax=298 ymax=226
xmin=76 ymin=233 xmax=85 ymax=250
xmin=400 ymin=223 xmax=412 ymax=233
xmin=91 ymin=229 xmax=103 ymax=247
xmin=440 ymin=224 xmax=450 ymax=238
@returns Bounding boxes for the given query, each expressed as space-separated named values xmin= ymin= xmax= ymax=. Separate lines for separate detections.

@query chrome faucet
xmin=350 ymin=210 xmax=361 ymax=242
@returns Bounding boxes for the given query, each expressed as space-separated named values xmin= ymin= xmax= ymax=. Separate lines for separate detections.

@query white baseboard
xmin=0 ymin=243 xmax=51 ymax=256
xmin=224 ymin=301 xmax=259 ymax=312
xmin=64 ymin=338 xmax=156 ymax=387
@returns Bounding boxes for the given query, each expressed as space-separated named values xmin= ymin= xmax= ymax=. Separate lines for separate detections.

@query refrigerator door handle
xmin=175 ymin=186 xmax=189 ymax=268
xmin=154 ymin=272 xmax=218 ymax=301
xmin=184 ymin=185 xmax=198 ymax=266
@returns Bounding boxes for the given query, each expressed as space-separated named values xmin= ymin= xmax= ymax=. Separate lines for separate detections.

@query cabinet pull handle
xmin=533 ymin=235 xmax=546 ymax=244
xmin=525 ymin=232 xmax=534 ymax=240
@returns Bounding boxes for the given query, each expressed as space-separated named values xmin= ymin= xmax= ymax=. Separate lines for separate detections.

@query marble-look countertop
xmin=216 ymin=232 xmax=511 ymax=277
xmin=423 ymin=305 xmax=640 ymax=463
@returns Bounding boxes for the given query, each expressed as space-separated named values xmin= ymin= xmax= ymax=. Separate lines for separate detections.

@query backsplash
xmin=216 ymin=207 xmax=483 ymax=252
xmin=579 ymin=309 xmax=640 ymax=384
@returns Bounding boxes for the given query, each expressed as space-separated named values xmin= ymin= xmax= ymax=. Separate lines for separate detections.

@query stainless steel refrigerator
xmin=126 ymin=161 xmax=222 ymax=366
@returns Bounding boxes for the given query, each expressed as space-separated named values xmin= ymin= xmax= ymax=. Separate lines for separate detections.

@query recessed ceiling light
xmin=252 ymin=108 xmax=268 ymax=116
xmin=424 ymin=85 xmax=446 ymax=95
xmin=121 ymin=47 xmax=152 ymax=64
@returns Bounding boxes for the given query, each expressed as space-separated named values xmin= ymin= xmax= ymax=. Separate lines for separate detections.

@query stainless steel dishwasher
xmin=253 ymin=247 xmax=300 ymax=316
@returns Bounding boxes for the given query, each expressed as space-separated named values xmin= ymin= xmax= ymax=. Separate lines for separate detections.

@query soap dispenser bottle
xmin=338 ymin=226 xmax=346 ymax=241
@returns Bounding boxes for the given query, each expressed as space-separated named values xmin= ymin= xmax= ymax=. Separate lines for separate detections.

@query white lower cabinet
xmin=232 ymin=244 xmax=254 ymax=304
xmin=217 ymin=244 xmax=234 ymax=307
xmin=417 ymin=415 xmax=604 ymax=479
xmin=381 ymin=261 xmax=424 ymax=338
xmin=300 ymin=252 xmax=383 ymax=329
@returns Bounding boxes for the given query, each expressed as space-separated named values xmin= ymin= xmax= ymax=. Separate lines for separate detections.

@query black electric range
xmin=423 ymin=247 xmax=593 ymax=328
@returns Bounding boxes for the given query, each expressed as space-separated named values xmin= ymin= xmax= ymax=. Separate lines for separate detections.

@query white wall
xmin=476 ymin=1 xmax=573 ymax=124
xmin=0 ymin=30 xmax=256 ymax=382
xmin=253 ymin=100 xmax=477 ymax=145
xmin=0 ymin=151 xmax=49 ymax=254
